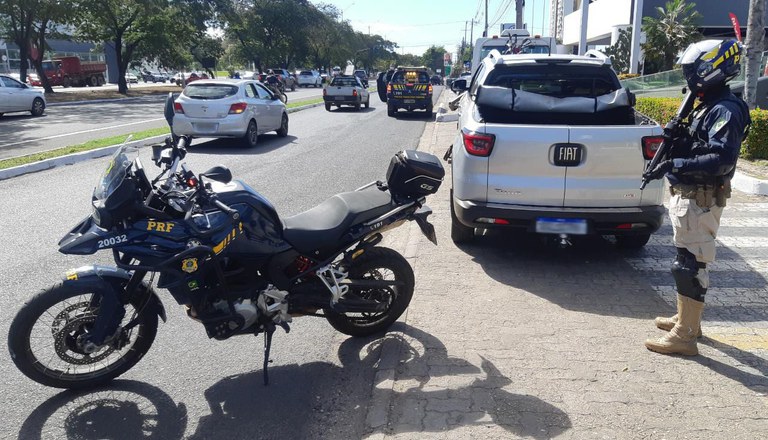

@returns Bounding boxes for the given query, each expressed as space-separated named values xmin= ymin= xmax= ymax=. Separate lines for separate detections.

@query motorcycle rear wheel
xmin=325 ymin=247 xmax=414 ymax=337
xmin=8 ymin=282 xmax=158 ymax=389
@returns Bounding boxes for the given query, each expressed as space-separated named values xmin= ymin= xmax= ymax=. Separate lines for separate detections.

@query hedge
xmin=635 ymin=97 xmax=768 ymax=160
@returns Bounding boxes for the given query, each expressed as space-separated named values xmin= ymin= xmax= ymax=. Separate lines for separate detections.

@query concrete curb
xmin=732 ymin=170 xmax=768 ymax=196
xmin=0 ymin=101 xmax=325 ymax=181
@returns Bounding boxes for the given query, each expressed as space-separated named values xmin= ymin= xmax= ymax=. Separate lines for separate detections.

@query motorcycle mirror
xmin=163 ymin=92 xmax=177 ymax=129
xmin=201 ymin=165 xmax=232 ymax=184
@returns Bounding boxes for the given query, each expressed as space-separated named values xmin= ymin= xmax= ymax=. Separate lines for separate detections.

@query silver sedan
xmin=0 ymin=74 xmax=46 ymax=117
xmin=172 ymin=79 xmax=289 ymax=148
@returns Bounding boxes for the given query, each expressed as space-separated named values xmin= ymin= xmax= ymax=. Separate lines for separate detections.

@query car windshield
xmin=300 ymin=71 xmax=312 ymax=75
xmin=93 ymin=145 xmax=138 ymax=202
xmin=183 ymin=84 xmax=239 ymax=99
xmin=331 ymin=77 xmax=359 ymax=87
xmin=391 ymin=71 xmax=430 ymax=84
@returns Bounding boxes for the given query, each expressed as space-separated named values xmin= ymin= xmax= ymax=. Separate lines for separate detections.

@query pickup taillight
xmin=462 ymin=129 xmax=495 ymax=157
xmin=173 ymin=102 xmax=184 ymax=114
xmin=386 ymin=84 xmax=391 ymax=93
xmin=642 ymin=136 xmax=664 ymax=160
xmin=229 ymin=102 xmax=247 ymax=114
xmin=323 ymin=88 xmax=327 ymax=96
xmin=352 ymin=89 xmax=358 ymax=97
xmin=428 ymin=84 xmax=433 ymax=93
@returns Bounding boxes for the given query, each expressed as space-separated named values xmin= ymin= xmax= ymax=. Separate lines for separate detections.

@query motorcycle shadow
xmin=18 ymin=380 xmax=188 ymax=440
xmin=190 ymin=323 xmax=570 ymax=439
xmin=187 ymin=134 xmax=298 ymax=156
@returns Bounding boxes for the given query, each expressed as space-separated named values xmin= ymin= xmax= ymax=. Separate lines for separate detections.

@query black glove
xmin=643 ymin=159 xmax=673 ymax=181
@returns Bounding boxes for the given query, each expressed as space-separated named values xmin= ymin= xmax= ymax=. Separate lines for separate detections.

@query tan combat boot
xmin=655 ymin=313 xmax=702 ymax=337
xmin=645 ymin=295 xmax=704 ymax=356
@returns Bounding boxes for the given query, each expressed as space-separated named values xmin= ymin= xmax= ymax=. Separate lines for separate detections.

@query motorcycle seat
xmin=282 ymin=189 xmax=394 ymax=255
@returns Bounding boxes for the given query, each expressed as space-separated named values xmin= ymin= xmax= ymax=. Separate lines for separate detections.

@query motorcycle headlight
xmin=91 ymin=202 xmax=113 ymax=228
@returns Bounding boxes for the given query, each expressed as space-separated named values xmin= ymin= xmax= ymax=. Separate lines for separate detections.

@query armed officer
xmin=642 ymin=39 xmax=750 ymax=356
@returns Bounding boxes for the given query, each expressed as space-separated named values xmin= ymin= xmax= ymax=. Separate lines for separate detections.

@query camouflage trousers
xmin=669 ymin=194 xmax=724 ymax=289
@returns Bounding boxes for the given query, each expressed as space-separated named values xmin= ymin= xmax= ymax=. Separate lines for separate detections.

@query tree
xmin=641 ymin=0 xmax=701 ymax=73
xmin=603 ymin=27 xmax=632 ymax=74
xmin=421 ymin=45 xmax=447 ymax=74
xmin=744 ymin=0 xmax=765 ymax=109
xmin=73 ymin=0 xmax=176 ymax=94
xmin=0 ymin=0 xmax=36 ymax=83
xmin=29 ymin=0 xmax=73 ymax=93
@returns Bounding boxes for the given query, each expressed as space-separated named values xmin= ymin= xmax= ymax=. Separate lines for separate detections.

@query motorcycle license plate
xmin=404 ymin=99 xmax=416 ymax=104
xmin=535 ymin=218 xmax=587 ymax=235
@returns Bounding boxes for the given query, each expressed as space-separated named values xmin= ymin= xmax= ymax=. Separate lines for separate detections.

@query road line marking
xmin=0 ymin=118 xmax=166 ymax=148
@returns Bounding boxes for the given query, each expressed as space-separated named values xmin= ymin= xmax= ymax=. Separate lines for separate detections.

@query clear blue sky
xmin=315 ymin=0 xmax=551 ymax=57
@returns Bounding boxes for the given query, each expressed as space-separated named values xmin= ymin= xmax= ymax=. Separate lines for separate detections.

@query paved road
xmin=0 ymin=84 xmax=327 ymax=161
xmin=0 ymin=90 xmax=440 ymax=439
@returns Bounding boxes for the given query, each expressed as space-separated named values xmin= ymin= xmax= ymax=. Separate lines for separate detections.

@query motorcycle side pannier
xmin=386 ymin=150 xmax=445 ymax=197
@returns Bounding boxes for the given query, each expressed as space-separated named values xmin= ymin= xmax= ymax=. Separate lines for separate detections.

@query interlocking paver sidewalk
xmin=365 ymin=90 xmax=768 ymax=440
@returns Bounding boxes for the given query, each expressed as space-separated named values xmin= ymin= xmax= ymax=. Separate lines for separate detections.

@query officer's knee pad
xmin=671 ymin=247 xmax=706 ymax=301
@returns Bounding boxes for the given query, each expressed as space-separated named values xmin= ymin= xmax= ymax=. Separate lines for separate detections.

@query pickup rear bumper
xmin=387 ymin=96 xmax=432 ymax=110
xmin=453 ymin=197 xmax=666 ymax=235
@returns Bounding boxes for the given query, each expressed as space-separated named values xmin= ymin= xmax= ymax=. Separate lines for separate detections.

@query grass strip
xmin=0 ymin=127 xmax=170 ymax=170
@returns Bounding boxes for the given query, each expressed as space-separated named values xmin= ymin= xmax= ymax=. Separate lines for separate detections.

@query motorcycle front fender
xmin=63 ymin=265 xmax=167 ymax=325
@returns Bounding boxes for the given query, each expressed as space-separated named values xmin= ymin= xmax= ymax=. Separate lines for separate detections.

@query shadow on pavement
xmin=188 ymin=134 xmax=298 ymax=155
xmin=367 ymin=323 xmax=572 ymax=439
xmin=19 ymin=380 xmax=188 ymax=440
xmin=696 ymin=338 xmax=768 ymax=393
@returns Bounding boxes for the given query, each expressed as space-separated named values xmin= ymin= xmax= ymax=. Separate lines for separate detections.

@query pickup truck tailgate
xmin=486 ymin=124 xmax=568 ymax=207
xmin=566 ymin=126 xmax=657 ymax=207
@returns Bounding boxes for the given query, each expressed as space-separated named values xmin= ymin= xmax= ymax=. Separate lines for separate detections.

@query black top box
xmin=386 ymin=150 xmax=445 ymax=198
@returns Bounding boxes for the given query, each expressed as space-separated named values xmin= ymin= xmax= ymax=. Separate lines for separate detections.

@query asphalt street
xmin=0 ymin=83 xmax=326 ymax=161
xmin=0 ymin=89 xmax=441 ymax=439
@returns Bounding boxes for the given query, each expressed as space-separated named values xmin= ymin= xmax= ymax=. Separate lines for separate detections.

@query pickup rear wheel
xmin=450 ymin=190 xmax=474 ymax=244
xmin=325 ymin=103 xmax=331 ymax=111
xmin=387 ymin=104 xmax=396 ymax=117
xmin=364 ymin=96 xmax=370 ymax=108
xmin=615 ymin=234 xmax=651 ymax=249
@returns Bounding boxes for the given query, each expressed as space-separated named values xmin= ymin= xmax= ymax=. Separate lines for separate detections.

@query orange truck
xmin=30 ymin=56 xmax=106 ymax=87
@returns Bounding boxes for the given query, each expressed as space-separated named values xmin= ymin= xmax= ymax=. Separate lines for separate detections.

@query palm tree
xmin=642 ymin=0 xmax=701 ymax=73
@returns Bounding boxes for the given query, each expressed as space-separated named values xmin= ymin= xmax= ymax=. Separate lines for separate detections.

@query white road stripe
xmin=0 ymin=118 xmax=166 ymax=148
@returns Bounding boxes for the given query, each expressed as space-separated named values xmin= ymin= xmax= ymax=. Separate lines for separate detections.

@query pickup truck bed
xmin=324 ymin=76 xmax=369 ymax=111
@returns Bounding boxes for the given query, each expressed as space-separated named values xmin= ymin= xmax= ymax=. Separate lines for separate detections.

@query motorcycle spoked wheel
xmin=8 ymin=282 xmax=158 ymax=389
xmin=325 ymin=247 xmax=414 ymax=337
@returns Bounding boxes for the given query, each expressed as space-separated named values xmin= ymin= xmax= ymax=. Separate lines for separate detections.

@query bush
xmin=635 ymin=97 xmax=768 ymax=160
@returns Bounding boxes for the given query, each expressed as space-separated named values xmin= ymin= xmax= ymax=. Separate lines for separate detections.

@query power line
xmin=489 ymin=0 xmax=515 ymax=30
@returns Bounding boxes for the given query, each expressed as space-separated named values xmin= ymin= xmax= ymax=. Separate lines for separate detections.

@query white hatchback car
xmin=172 ymin=79 xmax=289 ymax=148
xmin=297 ymin=70 xmax=322 ymax=88
xmin=0 ymin=74 xmax=46 ymax=117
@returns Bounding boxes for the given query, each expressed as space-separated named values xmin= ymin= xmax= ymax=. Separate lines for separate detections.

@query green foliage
xmin=421 ymin=46 xmax=447 ymax=73
xmin=636 ymin=97 xmax=768 ymax=160
xmin=642 ymin=0 xmax=701 ymax=73
xmin=603 ymin=28 xmax=632 ymax=74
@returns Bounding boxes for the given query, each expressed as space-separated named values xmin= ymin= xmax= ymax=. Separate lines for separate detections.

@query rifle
xmin=640 ymin=90 xmax=697 ymax=190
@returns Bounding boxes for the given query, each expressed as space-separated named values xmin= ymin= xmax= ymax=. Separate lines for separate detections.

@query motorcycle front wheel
xmin=8 ymin=282 xmax=158 ymax=389
xmin=325 ymin=247 xmax=414 ymax=337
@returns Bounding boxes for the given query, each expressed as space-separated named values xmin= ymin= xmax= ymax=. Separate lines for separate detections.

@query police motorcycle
xmin=8 ymin=95 xmax=445 ymax=389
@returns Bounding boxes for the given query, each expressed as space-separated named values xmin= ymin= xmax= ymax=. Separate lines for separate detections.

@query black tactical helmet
xmin=680 ymin=39 xmax=742 ymax=93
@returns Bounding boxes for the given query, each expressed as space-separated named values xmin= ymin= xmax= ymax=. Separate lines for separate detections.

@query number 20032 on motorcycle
xmin=7 ymin=131 xmax=444 ymax=389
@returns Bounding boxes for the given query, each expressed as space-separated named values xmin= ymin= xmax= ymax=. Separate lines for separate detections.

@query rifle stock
xmin=640 ymin=91 xmax=696 ymax=190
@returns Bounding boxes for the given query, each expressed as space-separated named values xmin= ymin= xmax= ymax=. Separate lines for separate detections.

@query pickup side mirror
xmin=451 ymin=79 xmax=468 ymax=93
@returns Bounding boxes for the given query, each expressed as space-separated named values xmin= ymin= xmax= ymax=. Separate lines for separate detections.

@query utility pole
xmin=484 ymin=0 xmax=488 ymax=37
xmin=578 ymin=0 xmax=590 ymax=55
xmin=629 ymin=0 xmax=643 ymax=73
xmin=470 ymin=20 xmax=474 ymax=46
xmin=516 ymin=0 xmax=524 ymax=30
xmin=745 ymin=0 xmax=765 ymax=109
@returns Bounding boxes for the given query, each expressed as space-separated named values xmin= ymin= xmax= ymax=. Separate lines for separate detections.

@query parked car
xmin=297 ymin=70 xmax=322 ymax=88
xmin=323 ymin=75 xmax=370 ymax=111
xmin=125 ymin=73 xmax=139 ymax=84
xmin=266 ymin=68 xmax=296 ymax=91
xmin=172 ymin=79 xmax=289 ymax=148
xmin=141 ymin=71 xmax=167 ymax=83
xmin=184 ymin=72 xmax=209 ymax=86
xmin=448 ymin=51 xmax=664 ymax=247
xmin=0 ymin=74 xmax=46 ymax=117
xmin=353 ymin=69 xmax=368 ymax=88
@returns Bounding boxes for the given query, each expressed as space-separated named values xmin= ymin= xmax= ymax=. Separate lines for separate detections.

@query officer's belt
xmin=670 ymin=183 xmax=716 ymax=207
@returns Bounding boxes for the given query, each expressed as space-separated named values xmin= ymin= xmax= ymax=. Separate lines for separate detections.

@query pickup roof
xmin=323 ymin=76 xmax=370 ymax=111
xmin=449 ymin=51 xmax=664 ymax=248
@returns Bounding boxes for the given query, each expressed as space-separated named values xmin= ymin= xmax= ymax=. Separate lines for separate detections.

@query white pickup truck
xmin=323 ymin=76 xmax=370 ymax=111
xmin=449 ymin=50 xmax=665 ymax=248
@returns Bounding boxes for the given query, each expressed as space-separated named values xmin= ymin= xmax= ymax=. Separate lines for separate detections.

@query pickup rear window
xmin=331 ymin=77 xmax=360 ymax=87
xmin=391 ymin=71 xmax=430 ymax=84
xmin=484 ymin=64 xmax=620 ymax=98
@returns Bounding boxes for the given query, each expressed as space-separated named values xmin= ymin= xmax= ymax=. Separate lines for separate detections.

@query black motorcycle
xmin=8 ymin=99 xmax=444 ymax=389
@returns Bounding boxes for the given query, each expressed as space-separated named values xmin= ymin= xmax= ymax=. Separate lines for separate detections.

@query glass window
xmin=245 ymin=83 xmax=257 ymax=98
xmin=183 ymin=84 xmax=238 ymax=99
xmin=484 ymin=65 xmax=620 ymax=98
xmin=330 ymin=77 xmax=360 ymax=87
xmin=254 ymin=83 xmax=273 ymax=99
xmin=1 ymin=75 xmax=24 ymax=88
xmin=391 ymin=70 xmax=429 ymax=84
xmin=300 ymin=71 xmax=312 ymax=76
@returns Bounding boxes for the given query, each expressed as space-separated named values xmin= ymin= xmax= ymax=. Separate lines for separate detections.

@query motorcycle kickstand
xmin=262 ymin=324 xmax=275 ymax=386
